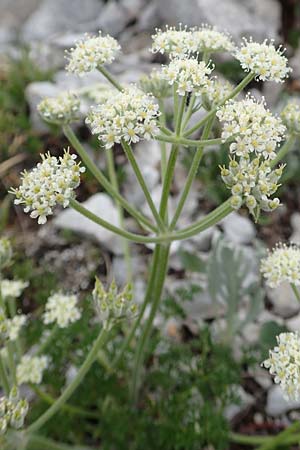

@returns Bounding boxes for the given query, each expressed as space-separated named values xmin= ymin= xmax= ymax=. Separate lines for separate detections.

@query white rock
xmin=156 ymin=0 xmax=280 ymax=40
xmin=268 ymin=282 xmax=300 ymax=318
xmin=266 ymin=385 xmax=300 ymax=416
xmin=286 ymin=314 xmax=300 ymax=332
xmin=222 ymin=211 xmax=256 ymax=245
xmin=21 ymin=0 xmax=102 ymax=42
xmin=54 ymin=193 xmax=124 ymax=254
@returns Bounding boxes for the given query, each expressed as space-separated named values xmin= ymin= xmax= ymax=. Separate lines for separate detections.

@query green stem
xmin=256 ymin=421 xmax=300 ymax=450
xmin=173 ymin=85 xmax=179 ymax=129
xmin=70 ymin=197 xmax=233 ymax=244
xmin=31 ymin=385 xmax=99 ymax=419
xmin=176 ymin=94 xmax=186 ymax=136
xmin=106 ymin=148 xmax=132 ymax=281
xmin=63 ymin=125 xmax=156 ymax=233
xmin=36 ymin=326 xmax=59 ymax=356
xmin=98 ymin=66 xmax=123 ymax=91
xmin=230 ymin=432 xmax=271 ymax=445
xmin=131 ymin=244 xmax=170 ymax=401
xmin=170 ymin=116 xmax=215 ymax=230
xmin=159 ymin=145 xmax=179 ymax=223
xmin=183 ymin=72 xmax=254 ymax=137
xmin=291 ymin=284 xmax=300 ymax=303
xmin=121 ymin=140 xmax=166 ymax=232
xmin=155 ymin=134 xmax=222 ymax=147
xmin=158 ymin=99 xmax=168 ymax=183
xmin=0 ymin=354 xmax=10 ymax=395
xmin=112 ymin=245 xmax=162 ymax=368
xmin=27 ymin=326 xmax=109 ymax=434
xmin=270 ymin=134 xmax=296 ymax=168
xmin=182 ymin=94 xmax=196 ymax=130
xmin=6 ymin=341 xmax=16 ymax=386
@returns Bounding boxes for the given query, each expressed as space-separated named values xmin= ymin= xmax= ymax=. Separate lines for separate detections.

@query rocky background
xmin=1 ymin=0 xmax=300 ymax=441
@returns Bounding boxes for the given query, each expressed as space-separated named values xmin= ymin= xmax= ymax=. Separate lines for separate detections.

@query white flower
xmin=161 ymin=57 xmax=213 ymax=96
xmin=43 ymin=292 xmax=81 ymax=328
xmin=65 ymin=32 xmax=120 ymax=76
xmin=38 ymin=92 xmax=80 ymax=124
xmin=202 ymin=77 xmax=233 ymax=106
xmin=10 ymin=149 xmax=85 ymax=225
xmin=139 ymin=68 xmax=171 ymax=99
xmin=0 ymin=388 xmax=28 ymax=434
xmin=260 ymin=243 xmax=300 ymax=288
xmin=86 ymin=86 xmax=160 ymax=149
xmin=217 ymin=96 xmax=286 ymax=160
xmin=151 ymin=24 xmax=233 ymax=58
xmin=235 ymin=38 xmax=291 ymax=82
xmin=6 ymin=315 xmax=27 ymax=341
xmin=262 ymin=332 xmax=300 ymax=400
xmin=17 ymin=355 xmax=49 ymax=385
xmin=281 ymin=102 xmax=300 ymax=134
xmin=0 ymin=279 xmax=28 ymax=299
xmin=220 ymin=156 xmax=284 ymax=218
xmin=0 ymin=238 xmax=12 ymax=269
xmin=92 ymin=278 xmax=137 ymax=325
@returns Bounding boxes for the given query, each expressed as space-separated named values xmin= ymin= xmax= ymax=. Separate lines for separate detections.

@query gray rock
xmin=286 ymin=314 xmax=300 ymax=332
xmin=25 ymin=81 xmax=62 ymax=132
xmin=156 ymin=0 xmax=280 ymax=40
xmin=21 ymin=0 xmax=103 ymax=42
xmin=290 ymin=47 xmax=300 ymax=80
xmin=290 ymin=213 xmax=300 ymax=245
xmin=266 ymin=385 xmax=300 ymax=416
xmin=54 ymin=193 xmax=124 ymax=254
xmin=95 ymin=1 xmax=131 ymax=36
xmin=225 ymin=386 xmax=254 ymax=420
xmin=221 ymin=212 xmax=256 ymax=245
xmin=268 ymin=282 xmax=300 ymax=318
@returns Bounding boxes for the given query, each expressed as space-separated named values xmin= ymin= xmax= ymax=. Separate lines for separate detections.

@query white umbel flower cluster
xmin=221 ymin=157 xmax=283 ymax=217
xmin=139 ymin=68 xmax=171 ymax=99
xmin=92 ymin=278 xmax=137 ymax=326
xmin=260 ymin=243 xmax=300 ymax=288
xmin=262 ymin=332 xmax=300 ymax=400
xmin=65 ymin=31 xmax=120 ymax=75
xmin=0 ymin=388 xmax=29 ymax=434
xmin=235 ymin=38 xmax=291 ymax=82
xmin=281 ymin=103 xmax=300 ymax=134
xmin=0 ymin=238 xmax=12 ymax=270
xmin=0 ymin=279 xmax=28 ymax=299
xmin=38 ymin=92 xmax=80 ymax=124
xmin=86 ymin=87 xmax=160 ymax=149
xmin=11 ymin=150 xmax=85 ymax=225
xmin=151 ymin=24 xmax=233 ymax=58
xmin=17 ymin=355 xmax=49 ymax=385
xmin=0 ymin=309 xmax=27 ymax=343
xmin=217 ymin=96 xmax=286 ymax=161
xmin=43 ymin=292 xmax=81 ymax=328
xmin=162 ymin=58 xmax=213 ymax=96
xmin=202 ymin=77 xmax=232 ymax=107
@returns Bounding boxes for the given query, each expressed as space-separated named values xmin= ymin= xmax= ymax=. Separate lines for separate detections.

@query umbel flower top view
xmin=1 ymin=18 xmax=300 ymax=450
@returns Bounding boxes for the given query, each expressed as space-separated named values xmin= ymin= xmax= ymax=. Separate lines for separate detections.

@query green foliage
xmin=259 ymin=320 xmax=289 ymax=360
xmin=0 ymin=50 xmax=52 ymax=160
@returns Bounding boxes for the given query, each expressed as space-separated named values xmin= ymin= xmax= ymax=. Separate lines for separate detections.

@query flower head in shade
xmin=10 ymin=149 xmax=85 ymax=225
xmin=38 ymin=92 xmax=80 ymax=124
xmin=260 ymin=243 xmax=300 ymax=288
xmin=92 ymin=277 xmax=137 ymax=327
xmin=151 ymin=24 xmax=233 ymax=58
xmin=281 ymin=102 xmax=300 ymax=134
xmin=139 ymin=68 xmax=171 ymax=99
xmin=0 ymin=388 xmax=29 ymax=434
xmin=86 ymin=86 xmax=160 ymax=149
xmin=235 ymin=38 xmax=291 ymax=82
xmin=0 ymin=238 xmax=12 ymax=270
xmin=262 ymin=332 xmax=300 ymax=400
xmin=161 ymin=57 xmax=213 ymax=96
xmin=17 ymin=355 xmax=49 ymax=385
xmin=0 ymin=310 xmax=27 ymax=344
xmin=0 ymin=279 xmax=28 ymax=299
xmin=65 ymin=31 xmax=120 ymax=75
xmin=217 ymin=96 xmax=286 ymax=160
xmin=43 ymin=292 xmax=81 ymax=328
xmin=220 ymin=156 xmax=284 ymax=219
xmin=202 ymin=77 xmax=233 ymax=107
